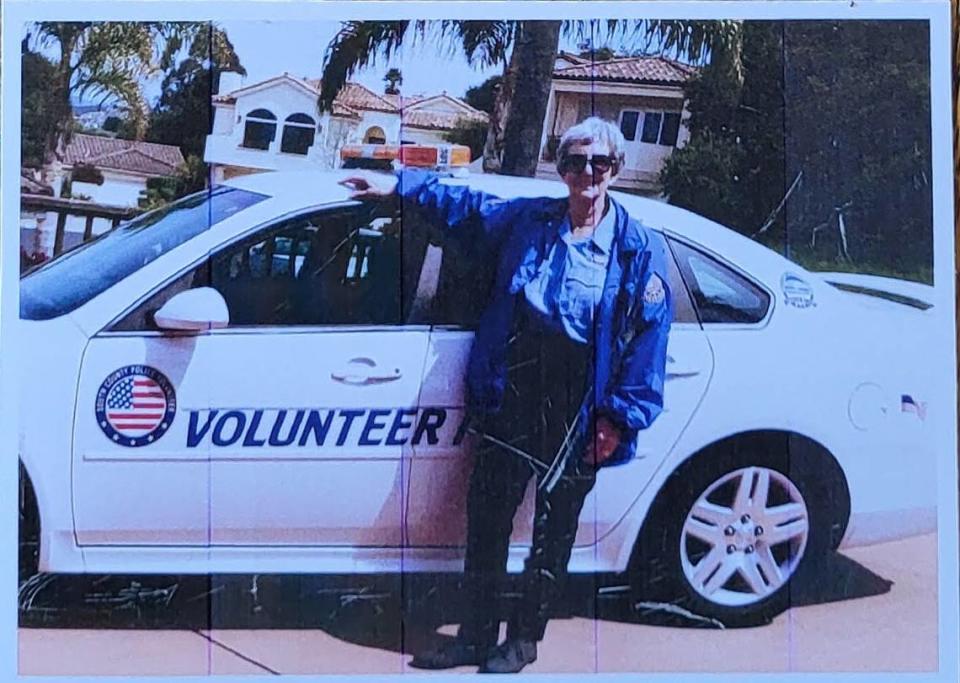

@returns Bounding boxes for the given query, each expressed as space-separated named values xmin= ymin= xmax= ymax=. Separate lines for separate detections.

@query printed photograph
xmin=12 ymin=4 xmax=953 ymax=677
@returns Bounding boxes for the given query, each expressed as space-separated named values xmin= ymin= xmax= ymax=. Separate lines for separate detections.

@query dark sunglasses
xmin=559 ymin=153 xmax=616 ymax=176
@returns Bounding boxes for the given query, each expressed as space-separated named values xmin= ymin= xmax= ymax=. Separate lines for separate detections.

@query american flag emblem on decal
xmin=96 ymin=366 xmax=176 ymax=447
xmin=901 ymin=394 xmax=927 ymax=421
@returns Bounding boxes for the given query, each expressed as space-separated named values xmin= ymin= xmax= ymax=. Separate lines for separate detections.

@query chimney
xmin=216 ymin=72 xmax=245 ymax=95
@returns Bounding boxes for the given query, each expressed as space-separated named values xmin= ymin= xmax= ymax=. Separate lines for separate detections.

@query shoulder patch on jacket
xmin=643 ymin=274 xmax=665 ymax=305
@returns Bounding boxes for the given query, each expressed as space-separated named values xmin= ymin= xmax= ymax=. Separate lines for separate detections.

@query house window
xmin=363 ymin=126 xmax=387 ymax=144
xmin=640 ymin=112 xmax=662 ymax=143
xmin=620 ymin=111 xmax=640 ymax=142
xmin=242 ymin=109 xmax=277 ymax=150
xmin=631 ymin=110 xmax=682 ymax=147
xmin=660 ymin=113 xmax=681 ymax=146
xmin=280 ymin=113 xmax=317 ymax=155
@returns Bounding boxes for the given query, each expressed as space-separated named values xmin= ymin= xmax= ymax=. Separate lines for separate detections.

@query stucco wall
xmin=205 ymin=81 xmax=326 ymax=170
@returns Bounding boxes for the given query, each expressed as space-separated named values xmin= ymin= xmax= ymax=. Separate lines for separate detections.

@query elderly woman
xmin=342 ymin=117 xmax=672 ymax=673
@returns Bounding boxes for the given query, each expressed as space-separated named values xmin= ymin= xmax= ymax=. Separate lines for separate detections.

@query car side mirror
xmin=154 ymin=287 xmax=230 ymax=331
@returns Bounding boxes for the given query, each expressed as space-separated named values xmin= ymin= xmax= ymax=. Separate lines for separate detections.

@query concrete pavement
xmin=18 ymin=533 xmax=938 ymax=675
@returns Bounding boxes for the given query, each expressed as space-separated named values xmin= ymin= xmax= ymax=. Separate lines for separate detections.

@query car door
xmin=73 ymin=203 xmax=430 ymax=547
xmin=405 ymin=232 xmax=716 ymax=548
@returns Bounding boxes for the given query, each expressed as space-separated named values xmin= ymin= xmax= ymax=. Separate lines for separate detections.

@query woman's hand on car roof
xmin=339 ymin=172 xmax=398 ymax=200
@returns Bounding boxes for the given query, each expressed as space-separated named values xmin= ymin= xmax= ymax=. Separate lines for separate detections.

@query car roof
xmin=223 ymin=169 xmax=806 ymax=285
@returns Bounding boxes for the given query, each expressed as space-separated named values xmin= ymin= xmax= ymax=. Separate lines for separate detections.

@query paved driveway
xmin=18 ymin=533 xmax=938 ymax=675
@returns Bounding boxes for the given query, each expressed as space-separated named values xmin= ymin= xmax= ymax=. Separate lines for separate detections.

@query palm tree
xmin=25 ymin=22 xmax=241 ymax=166
xmin=383 ymin=67 xmax=403 ymax=94
xmin=317 ymin=19 xmax=742 ymax=176
xmin=21 ymin=22 xmax=243 ymax=256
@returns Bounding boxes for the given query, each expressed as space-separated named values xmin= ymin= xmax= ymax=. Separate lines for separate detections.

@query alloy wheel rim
xmin=680 ymin=466 xmax=810 ymax=607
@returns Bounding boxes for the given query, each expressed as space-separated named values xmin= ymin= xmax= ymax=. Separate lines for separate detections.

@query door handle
xmin=666 ymin=354 xmax=701 ymax=379
xmin=332 ymin=358 xmax=403 ymax=385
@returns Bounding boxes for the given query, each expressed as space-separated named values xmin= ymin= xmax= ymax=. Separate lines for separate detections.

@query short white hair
xmin=556 ymin=116 xmax=626 ymax=174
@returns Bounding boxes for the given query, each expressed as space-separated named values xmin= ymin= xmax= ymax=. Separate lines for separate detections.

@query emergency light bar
xmin=340 ymin=143 xmax=471 ymax=170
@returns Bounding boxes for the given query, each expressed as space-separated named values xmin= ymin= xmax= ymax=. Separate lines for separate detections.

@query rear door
xmin=405 ymin=232 xmax=716 ymax=547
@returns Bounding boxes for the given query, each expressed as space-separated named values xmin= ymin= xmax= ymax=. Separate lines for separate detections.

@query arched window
xmin=363 ymin=126 xmax=387 ymax=144
xmin=242 ymin=109 xmax=277 ymax=150
xmin=280 ymin=113 xmax=317 ymax=155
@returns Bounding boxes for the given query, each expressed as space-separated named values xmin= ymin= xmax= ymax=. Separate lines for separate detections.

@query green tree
xmin=577 ymin=43 xmax=618 ymax=61
xmin=463 ymin=75 xmax=501 ymax=114
xmin=660 ymin=22 xmax=786 ymax=248
xmin=660 ymin=20 xmax=932 ymax=282
xmin=317 ymin=20 xmax=742 ymax=176
xmin=383 ymin=67 xmax=403 ymax=94
xmin=21 ymin=50 xmax=62 ymax=168
xmin=782 ymin=21 xmax=931 ymax=280
xmin=443 ymin=117 xmax=489 ymax=160
xmin=23 ymin=22 xmax=237 ymax=164
xmin=138 ymin=154 xmax=208 ymax=211
xmin=142 ymin=25 xmax=245 ymax=193
xmin=25 ymin=22 xmax=163 ymax=163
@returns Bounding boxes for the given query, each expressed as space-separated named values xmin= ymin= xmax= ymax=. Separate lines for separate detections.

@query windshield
xmin=21 ymin=186 xmax=268 ymax=321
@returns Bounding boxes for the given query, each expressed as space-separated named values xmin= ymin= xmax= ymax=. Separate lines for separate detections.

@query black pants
xmin=458 ymin=305 xmax=597 ymax=646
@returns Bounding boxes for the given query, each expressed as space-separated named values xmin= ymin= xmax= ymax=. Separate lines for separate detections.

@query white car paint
xmin=20 ymin=170 xmax=938 ymax=579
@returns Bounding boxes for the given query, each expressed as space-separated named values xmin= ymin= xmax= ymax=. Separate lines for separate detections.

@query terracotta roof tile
xmin=554 ymin=56 xmax=696 ymax=85
xmin=334 ymin=83 xmax=397 ymax=113
xmin=331 ymin=101 xmax=361 ymax=118
xmin=62 ymin=134 xmax=185 ymax=176
xmin=402 ymin=109 xmax=487 ymax=131
xmin=381 ymin=93 xmax=430 ymax=109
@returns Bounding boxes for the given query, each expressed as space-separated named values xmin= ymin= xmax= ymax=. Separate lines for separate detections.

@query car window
xmin=212 ymin=208 xmax=410 ymax=326
xmin=21 ymin=187 xmax=268 ymax=321
xmin=400 ymin=202 xmax=497 ymax=328
xmin=669 ymin=238 xmax=770 ymax=324
xmin=112 ymin=203 xmax=431 ymax=330
xmin=664 ymin=245 xmax=698 ymax=324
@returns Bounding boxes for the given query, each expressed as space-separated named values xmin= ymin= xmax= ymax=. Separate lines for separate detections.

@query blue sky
xmin=217 ymin=21 xmax=603 ymax=99
xmin=220 ymin=21 xmax=509 ymax=98
xmin=43 ymin=20 xmax=668 ymax=107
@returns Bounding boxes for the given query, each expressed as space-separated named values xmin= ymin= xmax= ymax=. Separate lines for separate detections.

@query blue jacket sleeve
xmin=395 ymin=168 xmax=517 ymax=244
xmin=600 ymin=244 xmax=673 ymax=434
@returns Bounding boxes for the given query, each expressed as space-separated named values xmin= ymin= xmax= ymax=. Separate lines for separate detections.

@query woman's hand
xmin=585 ymin=416 xmax=622 ymax=466
xmin=339 ymin=172 xmax=398 ymax=200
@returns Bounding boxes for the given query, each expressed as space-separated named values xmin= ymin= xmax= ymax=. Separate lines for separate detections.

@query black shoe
xmin=409 ymin=639 xmax=489 ymax=670
xmin=479 ymin=638 xmax=538 ymax=674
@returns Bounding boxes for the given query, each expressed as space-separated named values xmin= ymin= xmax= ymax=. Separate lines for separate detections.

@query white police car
xmin=19 ymin=145 xmax=939 ymax=624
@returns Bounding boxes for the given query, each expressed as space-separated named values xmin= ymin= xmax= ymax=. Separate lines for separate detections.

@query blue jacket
xmin=397 ymin=169 xmax=672 ymax=465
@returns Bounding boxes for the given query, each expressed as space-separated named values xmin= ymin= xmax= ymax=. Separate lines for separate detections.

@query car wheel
xmin=630 ymin=436 xmax=834 ymax=627
xmin=19 ymin=463 xmax=40 ymax=584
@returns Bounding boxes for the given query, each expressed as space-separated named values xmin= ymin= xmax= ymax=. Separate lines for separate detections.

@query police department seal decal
xmin=781 ymin=272 xmax=816 ymax=308
xmin=95 ymin=366 xmax=176 ymax=447
xmin=643 ymin=274 xmax=665 ymax=305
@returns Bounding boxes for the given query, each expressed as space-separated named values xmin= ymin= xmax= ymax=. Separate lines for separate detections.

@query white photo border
xmin=1 ymin=1 xmax=956 ymax=682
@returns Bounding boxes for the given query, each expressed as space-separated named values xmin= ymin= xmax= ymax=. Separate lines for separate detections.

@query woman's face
xmin=559 ymin=140 xmax=617 ymax=204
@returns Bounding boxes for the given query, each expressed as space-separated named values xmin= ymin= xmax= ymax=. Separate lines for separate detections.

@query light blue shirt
xmin=523 ymin=206 xmax=616 ymax=344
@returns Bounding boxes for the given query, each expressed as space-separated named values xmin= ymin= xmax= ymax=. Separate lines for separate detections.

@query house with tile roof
xmin=538 ymin=55 xmax=697 ymax=195
xmin=54 ymin=133 xmax=186 ymax=207
xmin=21 ymin=133 xmax=186 ymax=257
xmin=203 ymin=73 xmax=487 ymax=182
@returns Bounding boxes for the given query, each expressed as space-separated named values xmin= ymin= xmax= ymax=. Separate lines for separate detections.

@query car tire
xmin=629 ymin=433 xmax=836 ymax=628
xmin=19 ymin=463 xmax=40 ymax=585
